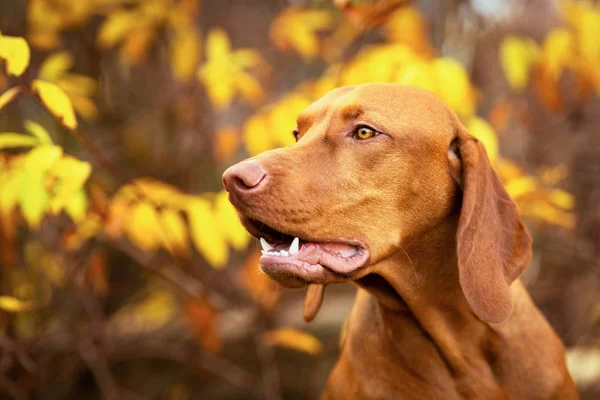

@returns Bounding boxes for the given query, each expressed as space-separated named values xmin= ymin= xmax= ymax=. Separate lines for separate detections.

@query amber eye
xmin=353 ymin=126 xmax=378 ymax=140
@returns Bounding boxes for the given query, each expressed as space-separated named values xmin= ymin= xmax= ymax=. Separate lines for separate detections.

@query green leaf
xmin=0 ymin=133 xmax=39 ymax=149
xmin=24 ymin=121 xmax=53 ymax=144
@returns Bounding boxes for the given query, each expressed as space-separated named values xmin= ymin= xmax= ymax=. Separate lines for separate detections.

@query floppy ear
xmin=451 ymin=131 xmax=532 ymax=324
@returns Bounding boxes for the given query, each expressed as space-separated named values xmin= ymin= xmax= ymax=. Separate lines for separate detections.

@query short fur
xmin=223 ymin=84 xmax=577 ymax=399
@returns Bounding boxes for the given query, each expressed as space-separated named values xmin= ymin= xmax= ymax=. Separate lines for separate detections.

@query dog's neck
xmin=355 ymin=214 xmax=495 ymax=381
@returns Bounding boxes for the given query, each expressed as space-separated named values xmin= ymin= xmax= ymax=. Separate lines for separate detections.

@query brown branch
xmin=0 ymin=374 xmax=27 ymax=400
xmin=253 ymin=333 xmax=282 ymax=400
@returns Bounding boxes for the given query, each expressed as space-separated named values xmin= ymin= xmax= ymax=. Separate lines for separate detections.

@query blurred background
xmin=0 ymin=0 xmax=599 ymax=398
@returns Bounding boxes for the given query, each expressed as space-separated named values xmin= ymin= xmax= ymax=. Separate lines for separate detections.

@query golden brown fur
xmin=222 ymin=84 xmax=578 ymax=399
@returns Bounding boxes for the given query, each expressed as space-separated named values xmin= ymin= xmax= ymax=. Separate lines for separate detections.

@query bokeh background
xmin=0 ymin=0 xmax=599 ymax=398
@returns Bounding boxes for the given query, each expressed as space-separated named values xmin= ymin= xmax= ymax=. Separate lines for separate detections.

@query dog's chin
xmin=260 ymin=267 xmax=312 ymax=288
xmin=259 ymin=259 xmax=346 ymax=288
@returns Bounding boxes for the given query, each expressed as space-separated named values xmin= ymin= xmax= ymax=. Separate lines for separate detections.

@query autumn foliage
xmin=0 ymin=0 xmax=599 ymax=398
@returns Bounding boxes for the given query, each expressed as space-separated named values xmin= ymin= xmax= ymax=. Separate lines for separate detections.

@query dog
xmin=222 ymin=84 xmax=578 ymax=399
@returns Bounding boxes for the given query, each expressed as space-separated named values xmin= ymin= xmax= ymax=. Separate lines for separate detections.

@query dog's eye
xmin=293 ymin=129 xmax=300 ymax=142
xmin=353 ymin=126 xmax=378 ymax=140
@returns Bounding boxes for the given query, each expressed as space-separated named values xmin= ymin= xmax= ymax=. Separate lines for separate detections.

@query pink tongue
xmin=297 ymin=242 xmax=363 ymax=274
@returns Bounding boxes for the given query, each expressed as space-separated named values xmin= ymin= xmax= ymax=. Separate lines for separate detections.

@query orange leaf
xmin=487 ymin=100 xmax=512 ymax=133
xmin=240 ymin=249 xmax=280 ymax=312
xmin=184 ymin=298 xmax=221 ymax=353
xmin=214 ymin=127 xmax=240 ymax=162
xmin=531 ymin=65 xmax=564 ymax=112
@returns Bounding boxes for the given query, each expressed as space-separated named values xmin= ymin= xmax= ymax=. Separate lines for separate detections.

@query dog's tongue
xmin=297 ymin=243 xmax=363 ymax=274
xmin=303 ymin=284 xmax=326 ymax=322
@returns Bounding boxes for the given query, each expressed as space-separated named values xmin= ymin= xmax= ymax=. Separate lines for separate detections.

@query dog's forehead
xmin=299 ymin=84 xmax=455 ymax=138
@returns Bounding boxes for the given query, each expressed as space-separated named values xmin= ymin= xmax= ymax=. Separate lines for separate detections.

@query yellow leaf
xmin=530 ymin=199 xmax=576 ymax=229
xmin=97 ymin=10 xmax=137 ymax=48
xmin=170 ymin=28 xmax=201 ymax=81
xmin=24 ymin=144 xmax=63 ymax=174
xmin=0 ymin=296 xmax=33 ymax=312
xmin=0 ymin=34 xmax=31 ymax=76
xmin=198 ymin=28 xmax=268 ymax=109
xmin=49 ymin=155 xmax=91 ymax=188
xmin=385 ymin=6 xmax=432 ymax=55
xmin=269 ymin=95 xmax=312 ymax=148
xmin=24 ymin=120 xmax=53 ymax=144
xmin=205 ymin=28 xmax=231 ymax=60
xmin=214 ymin=190 xmax=250 ymax=251
xmin=235 ymin=71 xmax=264 ymax=105
xmin=133 ymin=178 xmax=189 ymax=209
xmin=19 ymin=175 xmax=49 ymax=227
xmin=395 ymin=60 xmax=437 ymax=93
xmin=0 ymin=86 xmax=22 ymax=110
xmin=499 ymin=35 xmax=540 ymax=90
xmin=125 ymin=202 xmax=162 ymax=251
xmin=38 ymin=51 xmax=74 ymax=82
xmin=269 ymin=8 xmax=333 ymax=60
xmin=32 ymin=80 xmax=77 ymax=129
xmin=68 ymin=93 xmax=99 ymax=120
xmin=432 ymin=58 xmax=476 ymax=117
xmin=262 ymin=327 xmax=323 ymax=355
xmin=504 ymin=176 xmax=537 ymax=200
xmin=497 ymin=160 xmax=525 ymax=182
xmin=48 ymin=155 xmax=91 ymax=215
xmin=63 ymin=189 xmax=88 ymax=223
xmin=159 ymin=208 xmax=189 ymax=256
xmin=465 ymin=117 xmax=499 ymax=163
xmin=541 ymin=28 xmax=575 ymax=80
xmin=56 ymin=74 xmax=97 ymax=97
xmin=548 ymin=189 xmax=575 ymax=210
xmin=188 ymin=198 xmax=229 ymax=268
xmin=572 ymin=5 xmax=600 ymax=65
xmin=243 ymin=114 xmax=274 ymax=156
xmin=0 ymin=133 xmax=40 ymax=149
xmin=112 ymin=290 xmax=176 ymax=334
xmin=0 ymin=170 xmax=25 ymax=216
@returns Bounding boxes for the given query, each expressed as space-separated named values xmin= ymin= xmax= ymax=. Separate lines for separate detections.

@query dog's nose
xmin=222 ymin=161 xmax=268 ymax=194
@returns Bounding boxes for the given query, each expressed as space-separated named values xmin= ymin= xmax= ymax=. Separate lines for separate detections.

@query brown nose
xmin=222 ymin=160 xmax=268 ymax=195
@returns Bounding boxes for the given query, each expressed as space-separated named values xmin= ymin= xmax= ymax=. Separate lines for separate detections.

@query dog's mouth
xmin=244 ymin=218 xmax=370 ymax=286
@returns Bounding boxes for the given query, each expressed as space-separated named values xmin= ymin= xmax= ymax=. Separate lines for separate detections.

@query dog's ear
xmin=448 ymin=131 xmax=532 ymax=324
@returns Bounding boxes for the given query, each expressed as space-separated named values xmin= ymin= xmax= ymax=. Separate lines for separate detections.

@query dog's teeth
xmin=260 ymin=237 xmax=273 ymax=251
xmin=280 ymin=250 xmax=288 ymax=257
xmin=289 ymin=237 xmax=299 ymax=255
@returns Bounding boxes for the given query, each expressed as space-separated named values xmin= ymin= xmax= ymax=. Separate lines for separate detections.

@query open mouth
xmin=244 ymin=218 xmax=370 ymax=285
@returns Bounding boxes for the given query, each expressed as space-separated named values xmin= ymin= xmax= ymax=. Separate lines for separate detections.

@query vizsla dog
xmin=222 ymin=84 xmax=578 ymax=399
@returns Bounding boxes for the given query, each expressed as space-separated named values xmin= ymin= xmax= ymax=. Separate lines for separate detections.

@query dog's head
xmin=223 ymin=84 xmax=531 ymax=324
